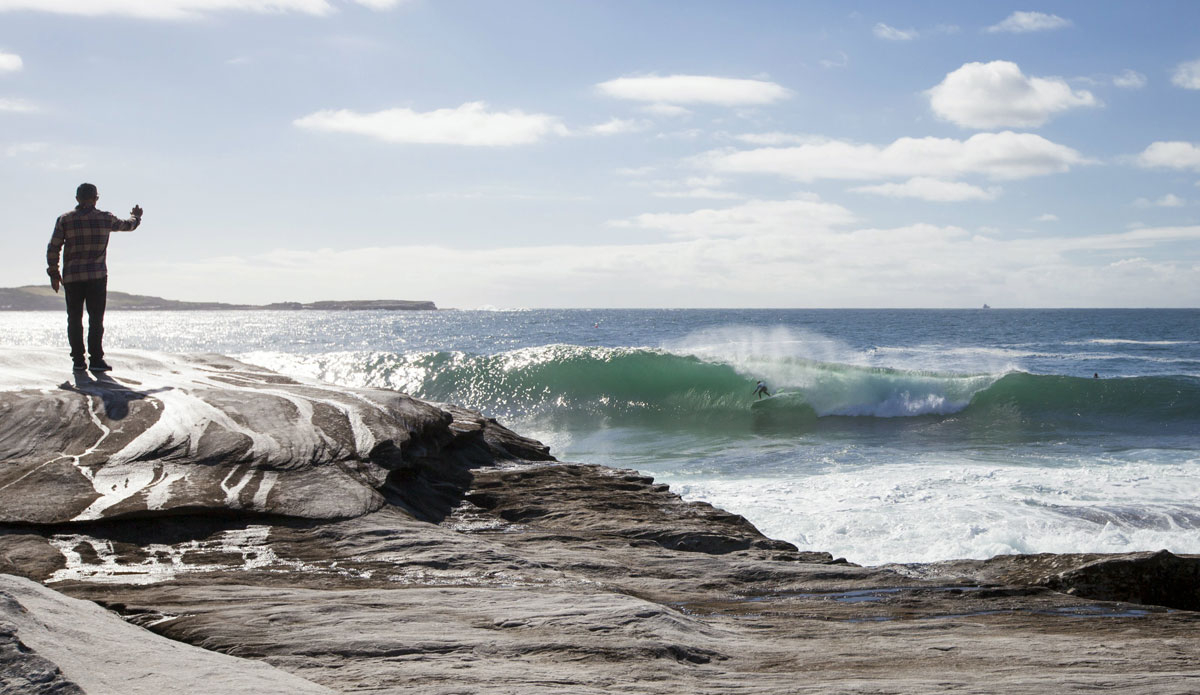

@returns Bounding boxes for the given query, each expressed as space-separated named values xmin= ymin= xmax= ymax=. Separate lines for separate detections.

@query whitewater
xmin=4 ymin=308 xmax=1198 ymax=565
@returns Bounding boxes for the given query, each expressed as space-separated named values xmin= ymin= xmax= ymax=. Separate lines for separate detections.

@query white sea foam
xmin=663 ymin=326 xmax=1002 ymax=417
xmin=663 ymin=457 xmax=1200 ymax=565
xmin=1085 ymin=339 xmax=1192 ymax=346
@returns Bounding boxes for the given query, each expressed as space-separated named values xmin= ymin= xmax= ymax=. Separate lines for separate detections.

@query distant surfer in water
xmin=753 ymin=380 xmax=771 ymax=399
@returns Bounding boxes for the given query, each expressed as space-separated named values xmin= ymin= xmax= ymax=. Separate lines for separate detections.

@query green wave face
xmin=411 ymin=346 xmax=760 ymax=419
xmin=967 ymin=372 xmax=1200 ymax=423
xmin=318 ymin=345 xmax=1199 ymax=434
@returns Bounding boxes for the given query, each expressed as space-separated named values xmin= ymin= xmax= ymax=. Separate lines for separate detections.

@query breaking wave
xmin=241 ymin=345 xmax=1200 ymax=432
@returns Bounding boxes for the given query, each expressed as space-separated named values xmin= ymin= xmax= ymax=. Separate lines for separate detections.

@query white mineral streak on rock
xmin=332 ymin=390 xmax=385 ymax=453
xmin=0 ymin=453 xmax=72 ymax=495
xmin=77 ymin=393 xmax=114 ymax=463
xmin=143 ymin=465 xmax=190 ymax=511
xmin=46 ymin=526 xmax=312 ymax=585
xmin=220 ymin=464 xmax=257 ymax=506
xmin=240 ymin=385 xmax=380 ymax=461
xmin=75 ymin=464 xmax=168 ymax=520
xmin=252 ymin=470 xmax=279 ymax=511
xmin=105 ymin=384 xmax=265 ymax=465
xmin=2 ymin=349 xmax=405 ymax=522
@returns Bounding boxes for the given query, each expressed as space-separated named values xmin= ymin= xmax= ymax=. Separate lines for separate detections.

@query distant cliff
xmin=0 ymin=286 xmax=436 ymax=311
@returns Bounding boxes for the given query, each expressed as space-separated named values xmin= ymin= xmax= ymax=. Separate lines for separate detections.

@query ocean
xmin=5 ymin=308 xmax=1198 ymax=566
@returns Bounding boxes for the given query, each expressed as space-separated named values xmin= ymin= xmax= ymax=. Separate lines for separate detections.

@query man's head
xmin=76 ymin=182 xmax=98 ymax=206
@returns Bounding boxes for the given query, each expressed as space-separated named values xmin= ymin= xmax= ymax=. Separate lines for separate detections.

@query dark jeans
xmin=63 ymin=277 xmax=107 ymax=361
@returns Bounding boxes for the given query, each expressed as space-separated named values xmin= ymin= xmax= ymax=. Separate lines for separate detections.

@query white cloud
xmin=349 ymin=0 xmax=405 ymax=8
xmin=819 ymin=51 xmax=848 ymax=69
xmin=1134 ymin=194 xmax=1186 ymax=208
xmin=0 ymin=0 xmax=406 ymax=20
xmin=640 ymin=103 xmax=692 ymax=118
xmin=1171 ymin=59 xmax=1200 ymax=89
xmin=1136 ymin=141 xmax=1200 ymax=171
xmin=705 ymin=131 xmax=1089 ymax=182
xmin=1034 ymin=213 xmax=1059 ymax=222
xmin=927 ymin=60 xmax=1098 ymax=129
xmin=612 ymin=195 xmax=855 ymax=238
xmin=294 ymin=102 xmax=567 ymax=146
xmin=644 ymin=176 xmax=742 ymax=200
xmin=653 ymin=188 xmax=743 ymax=201
xmin=873 ymin=22 xmax=917 ymax=40
xmin=1113 ymin=69 xmax=1146 ymax=89
xmin=597 ymin=74 xmax=791 ymax=106
xmin=850 ymin=177 xmax=1000 ymax=202
xmin=0 ymin=97 xmax=36 ymax=113
xmin=418 ymin=186 xmax=589 ymax=203
xmin=586 ymin=117 xmax=650 ymax=136
xmin=0 ymin=52 xmax=21 ymax=73
xmin=734 ymin=132 xmax=826 ymax=146
xmin=4 ymin=140 xmax=87 ymax=169
xmin=985 ymin=11 xmax=1072 ymax=33
xmin=655 ymin=129 xmax=703 ymax=140
xmin=4 ymin=141 xmax=46 ymax=156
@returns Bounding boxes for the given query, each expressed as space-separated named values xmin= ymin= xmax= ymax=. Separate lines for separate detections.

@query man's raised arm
xmin=111 ymin=204 xmax=144 ymax=232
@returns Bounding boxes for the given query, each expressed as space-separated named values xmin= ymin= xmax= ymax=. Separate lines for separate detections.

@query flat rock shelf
xmin=2 ymin=348 xmax=1199 ymax=694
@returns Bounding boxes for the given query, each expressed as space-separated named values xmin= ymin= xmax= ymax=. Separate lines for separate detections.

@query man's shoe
xmin=89 ymin=358 xmax=113 ymax=372
xmin=72 ymin=358 xmax=87 ymax=372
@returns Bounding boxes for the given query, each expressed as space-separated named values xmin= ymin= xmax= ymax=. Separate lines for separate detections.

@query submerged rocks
xmin=2 ymin=347 xmax=1200 ymax=694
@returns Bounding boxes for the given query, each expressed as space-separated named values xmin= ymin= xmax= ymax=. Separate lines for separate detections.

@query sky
xmin=2 ymin=0 xmax=1199 ymax=308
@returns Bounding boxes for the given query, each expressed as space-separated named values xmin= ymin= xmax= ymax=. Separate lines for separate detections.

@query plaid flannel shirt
xmin=47 ymin=205 xmax=140 ymax=283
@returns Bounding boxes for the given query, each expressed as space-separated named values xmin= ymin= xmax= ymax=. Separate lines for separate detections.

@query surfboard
xmin=750 ymin=393 xmax=786 ymax=408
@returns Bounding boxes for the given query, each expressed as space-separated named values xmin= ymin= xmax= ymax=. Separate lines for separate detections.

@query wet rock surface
xmin=2 ymin=348 xmax=1199 ymax=693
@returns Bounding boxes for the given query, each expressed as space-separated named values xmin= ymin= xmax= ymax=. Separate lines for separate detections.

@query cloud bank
xmin=850 ymin=177 xmax=1000 ymax=202
xmin=132 ymin=219 xmax=1200 ymax=309
xmin=294 ymin=102 xmax=567 ymax=146
xmin=704 ymin=132 xmax=1089 ymax=182
xmin=927 ymin=61 xmax=1098 ymax=129
xmin=613 ymin=195 xmax=855 ymax=238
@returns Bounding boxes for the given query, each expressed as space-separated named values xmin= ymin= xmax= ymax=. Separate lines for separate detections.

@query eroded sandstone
xmin=2 ymin=348 xmax=1199 ymax=694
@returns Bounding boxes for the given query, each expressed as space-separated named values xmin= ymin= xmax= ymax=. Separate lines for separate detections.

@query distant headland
xmin=0 ymin=285 xmax=436 ymax=311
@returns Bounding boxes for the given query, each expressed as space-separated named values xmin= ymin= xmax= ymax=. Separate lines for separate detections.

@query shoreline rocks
xmin=2 ymin=348 xmax=1199 ymax=693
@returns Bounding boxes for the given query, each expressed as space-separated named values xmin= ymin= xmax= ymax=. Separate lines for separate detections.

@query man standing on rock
xmin=46 ymin=183 xmax=144 ymax=372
